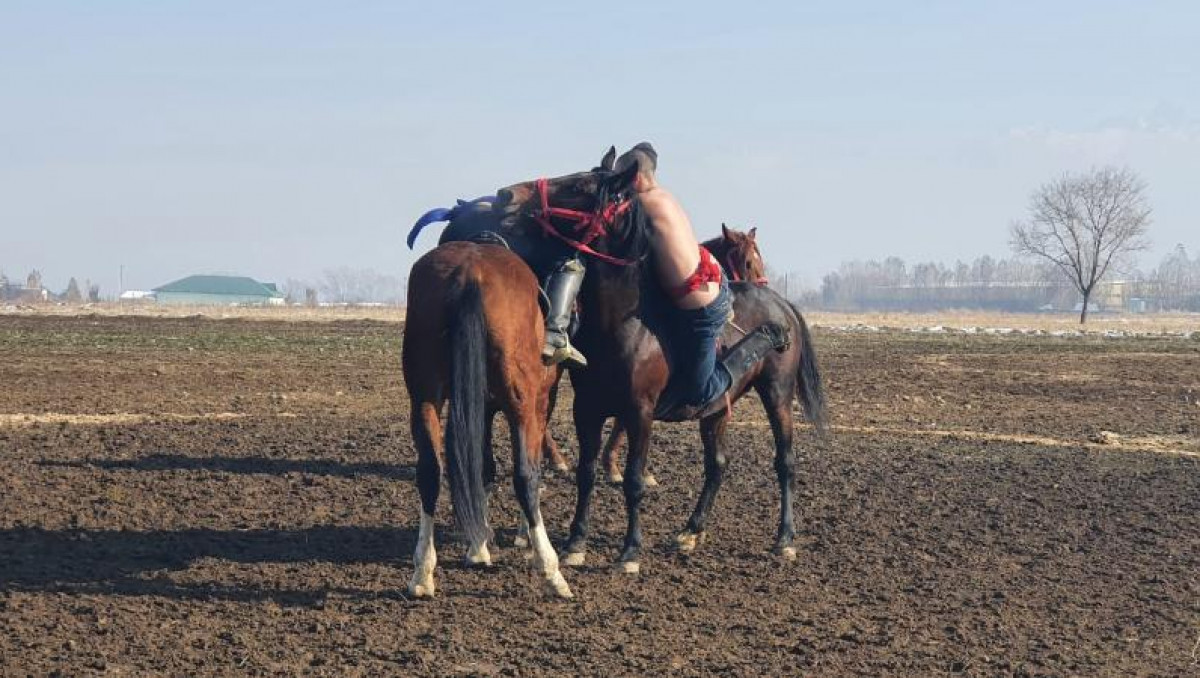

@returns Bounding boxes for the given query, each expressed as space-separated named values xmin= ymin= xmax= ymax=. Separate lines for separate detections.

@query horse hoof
xmin=617 ymin=560 xmax=640 ymax=575
xmin=552 ymin=461 xmax=570 ymax=473
xmin=643 ymin=473 xmax=659 ymax=487
xmin=545 ymin=571 xmax=575 ymax=599
xmin=513 ymin=535 xmax=529 ymax=549
xmin=561 ymin=551 xmax=586 ymax=567
xmin=465 ymin=543 xmax=492 ymax=567
xmin=608 ymin=472 xmax=624 ymax=485
xmin=676 ymin=531 xmax=705 ymax=553
xmin=407 ymin=580 xmax=435 ymax=599
xmin=779 ymin=546 xmax=797 ymax=561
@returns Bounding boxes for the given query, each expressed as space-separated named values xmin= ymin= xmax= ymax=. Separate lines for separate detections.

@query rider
xmin=614 ymin=143 xmax=790 ymax=421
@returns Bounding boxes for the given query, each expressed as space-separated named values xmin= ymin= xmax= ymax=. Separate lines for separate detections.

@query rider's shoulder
xmin=638 ymin=188 xmax=681 ymax=215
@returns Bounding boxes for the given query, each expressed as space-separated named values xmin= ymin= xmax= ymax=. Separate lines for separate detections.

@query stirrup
xmin=542 ymin=341 xmax=588 ymax=369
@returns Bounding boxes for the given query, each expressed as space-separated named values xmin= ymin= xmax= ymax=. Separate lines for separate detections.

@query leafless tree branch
xmin=1009 ymin=166 xmax=1152 ymax=322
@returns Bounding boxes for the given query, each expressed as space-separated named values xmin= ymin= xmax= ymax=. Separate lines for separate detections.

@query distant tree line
xmin=281 ymin=267 xmax=407 ymax=306
xmin=816 ymin=255 xmax=1071 ymax=311
xmin=807 ymin=246 xmax=1199 ymax=313
xmin=1144 ymin=244 xmax=1200 ymax=311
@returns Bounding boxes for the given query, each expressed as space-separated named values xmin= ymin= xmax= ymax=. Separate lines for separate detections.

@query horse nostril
xmin=495 ymin=188 xmax=514 ymax=207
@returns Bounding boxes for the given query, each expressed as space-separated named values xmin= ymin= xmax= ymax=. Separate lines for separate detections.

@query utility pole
xmin=119 ymin=264 xmax=125 ymax=303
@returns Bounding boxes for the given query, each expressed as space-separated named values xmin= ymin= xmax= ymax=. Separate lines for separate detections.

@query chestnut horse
xmin=493 ymin=161 xmax=826 ymax=573
xmin=599 ymin=223 xmax=768 ymax=483
xmin=403 ymin=241 xmax=573 ymax=598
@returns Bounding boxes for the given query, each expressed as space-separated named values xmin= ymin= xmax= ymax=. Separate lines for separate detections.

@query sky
xmin=2 ymin=1 xmax=1198 ymax=294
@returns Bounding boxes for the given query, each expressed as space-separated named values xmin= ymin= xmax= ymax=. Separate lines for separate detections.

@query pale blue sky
xmin=2 ymin=1 xmax=1198 ymax=293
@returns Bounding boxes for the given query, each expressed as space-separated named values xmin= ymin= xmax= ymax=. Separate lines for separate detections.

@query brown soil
xmin=1 ymin=315 xmax=1197 ymax=676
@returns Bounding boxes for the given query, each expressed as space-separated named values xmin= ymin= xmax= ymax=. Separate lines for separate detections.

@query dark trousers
xmin=653 ymin=281 xmax=733 ymax=409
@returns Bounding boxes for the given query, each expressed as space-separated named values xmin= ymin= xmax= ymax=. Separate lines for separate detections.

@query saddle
xmin=465 ymin=230 xmax=552 ymax=320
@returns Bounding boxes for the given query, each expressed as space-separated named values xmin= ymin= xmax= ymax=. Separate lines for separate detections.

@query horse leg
xmin=760 ymin=383 xmax=799 ymax=559
xmin=542 ymin=375 xmax=570 ymax=472
xmin=676 ymin=410 xmax=729 ymax=553
xmin=616 ymin=411 xmax=652 ymax=574
xmin=602 ymin=422 xmax=659 ymax=487
xmin=509 ymin=409 xmax=573 ymax=599
xmin=563 ymin=406 xmax=605 ymax=567
xmin=601 ymin=420 xmax=625 ymax=483
xmin=408 ymin=400 xmax=443 ymax=598
xmin=543 ymin=434 xmax=569 ymax=474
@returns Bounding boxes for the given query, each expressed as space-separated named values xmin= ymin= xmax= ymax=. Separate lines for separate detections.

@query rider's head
xmin=614 ymin=142 xmax=658 ymax=192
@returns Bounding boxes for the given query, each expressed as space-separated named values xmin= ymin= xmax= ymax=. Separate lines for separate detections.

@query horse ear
xmin=722 ymin=223 xmax=732 ymax=240
xmin=748 ymin=227 xmax=757 ymax=240
xmin=599 ymin=146 xmax=616 ymax=171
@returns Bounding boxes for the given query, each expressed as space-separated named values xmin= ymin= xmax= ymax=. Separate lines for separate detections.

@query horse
xmin=406 ymin=150 xmax=628 ymax=476
xmin=492 ymin=159 xmax=826 ymax=573
xmin=402 ymin=241 xmax=573 ymax=599
xmin=598 ymin=223 xmax=769 ymax=483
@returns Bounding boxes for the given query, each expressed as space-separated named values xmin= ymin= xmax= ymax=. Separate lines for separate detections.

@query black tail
xmin=444 ymin=277 xmax=490 ymax=547
xmin=788 ymin=302 xmax=828 ymax=436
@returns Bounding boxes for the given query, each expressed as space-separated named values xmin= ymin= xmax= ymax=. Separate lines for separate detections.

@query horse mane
xmin=598 ymin=190 xmax=653 ymax=269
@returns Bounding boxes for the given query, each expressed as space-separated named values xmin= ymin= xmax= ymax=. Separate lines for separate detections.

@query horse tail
xmin=787 ymin=302 xmax=828 ymax=436
xmin=444 ymin=276 xmax=490 ymax=548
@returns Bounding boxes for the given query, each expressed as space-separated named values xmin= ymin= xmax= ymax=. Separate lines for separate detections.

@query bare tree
xmin=1011 ymin=166 xmax=1151 ymax=323
xmin=64 ymin=277 xmax=83 ymax=304
xmin=318 ymin=267 xmax=406 ymax=305
xmin=281 ymin=278 xmax=310 ymax=305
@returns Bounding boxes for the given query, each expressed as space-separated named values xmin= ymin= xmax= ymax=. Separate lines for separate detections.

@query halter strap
xmin=533 ymin=177 xmax=634 ymax=266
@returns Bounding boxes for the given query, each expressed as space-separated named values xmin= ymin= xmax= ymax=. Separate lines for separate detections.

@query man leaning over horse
xmin=603 ymin=143 xmax=789 ymax=421
xmin=409 ymin=142 xmax=789 ymax=421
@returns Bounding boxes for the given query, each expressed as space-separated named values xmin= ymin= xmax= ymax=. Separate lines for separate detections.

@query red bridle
xmin=532 ymin=177 xmax=634 ymax=266
xmin=723 ymin=247 xmax=769 ymax=285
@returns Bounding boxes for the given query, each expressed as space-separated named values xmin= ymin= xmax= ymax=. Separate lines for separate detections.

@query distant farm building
xmin=119 ymin=290 xmax=156 ymax=301
xmin=153 ymin=275 xmax=284 ymax=306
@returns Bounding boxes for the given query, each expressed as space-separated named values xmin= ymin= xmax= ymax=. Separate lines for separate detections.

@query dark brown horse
xmin=403 ymin=241 xmax=573 ymax=598
xmin=494 ymin=162 xmax=826 ymax=573
xmin=599 ymin=223 xmax=769 ymax=483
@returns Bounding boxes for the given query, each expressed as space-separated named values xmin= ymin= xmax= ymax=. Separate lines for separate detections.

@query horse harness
xmin=531 ymin=177 xmax=634 ymax=267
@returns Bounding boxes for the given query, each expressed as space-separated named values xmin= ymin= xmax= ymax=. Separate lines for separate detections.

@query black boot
xmin=542 ymin=259 xmax=588 ymax=369
xmin=716 ymin=321 xmax=791 ymax=389
xmin=656 ymin=321 xmax=791 ymax=421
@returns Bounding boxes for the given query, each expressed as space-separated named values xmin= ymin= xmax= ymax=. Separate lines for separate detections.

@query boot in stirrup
xmin=658 ymin=321 xmax=791 ymax=421
xmin=542 ymin=259 xmax=588 ymax=369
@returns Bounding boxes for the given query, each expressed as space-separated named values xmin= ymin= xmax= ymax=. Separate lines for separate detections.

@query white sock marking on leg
xmin=408 ymin=512 xmax=437 ymax=597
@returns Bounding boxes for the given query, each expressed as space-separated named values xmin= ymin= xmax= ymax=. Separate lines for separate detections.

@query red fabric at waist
xmin=670 ymin=246 xmax=723 ymax=299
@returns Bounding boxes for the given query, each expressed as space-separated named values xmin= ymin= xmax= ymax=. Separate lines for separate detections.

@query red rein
xmin=530 ymin=177 xmax=768 ymax=286
xmin=533 ymin=177 xmax=634 ymax=266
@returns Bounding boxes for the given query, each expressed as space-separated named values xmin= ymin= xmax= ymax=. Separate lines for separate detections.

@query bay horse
xmin=403 ymin=241 xmax=573 ymax=598
xmin=492 ymin=160 xmax=826 ymax=573
xmin=407 ymin=151 xmax=630 ymax=475
xmin=599 ymin=223 xmax=769 ymax=483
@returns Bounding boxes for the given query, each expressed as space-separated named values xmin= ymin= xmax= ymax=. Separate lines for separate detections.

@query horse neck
xmin=700 ymin=236 xmax=728 ymax=259
xmin=580 ymin=260 xmax=643 ymax=335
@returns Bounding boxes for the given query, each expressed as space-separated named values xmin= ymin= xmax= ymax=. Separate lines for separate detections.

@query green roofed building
xmin=153 ymin=275 xmax=285 ymax=306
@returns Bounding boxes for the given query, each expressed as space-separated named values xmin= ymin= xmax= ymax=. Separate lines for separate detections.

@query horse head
xmin=716 ymin=224 xmax=767 ymax=284
xmin=492 ymin=147 xmax=646 ymax=265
